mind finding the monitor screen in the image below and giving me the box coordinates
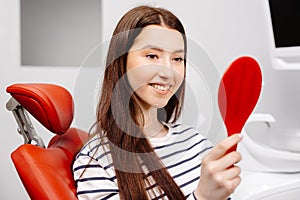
[269,0,300,48]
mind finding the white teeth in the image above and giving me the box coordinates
[151,84,170,91]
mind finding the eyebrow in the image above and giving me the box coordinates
[140,44,184,54]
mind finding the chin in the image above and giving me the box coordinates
[152,102,169,108]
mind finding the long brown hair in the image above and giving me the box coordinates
[96,5,187,199]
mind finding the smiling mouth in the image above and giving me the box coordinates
[149,83,171,91]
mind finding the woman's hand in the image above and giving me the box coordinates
[194,134,243,200]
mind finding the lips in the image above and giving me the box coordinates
[149,83,171,92]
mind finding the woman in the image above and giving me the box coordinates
[73,5,242,200]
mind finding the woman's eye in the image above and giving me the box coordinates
[173,57,184,63]
[146,54,158,60]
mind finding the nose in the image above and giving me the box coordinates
[157,58,174,79]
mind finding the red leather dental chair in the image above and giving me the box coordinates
[6,83,89,200]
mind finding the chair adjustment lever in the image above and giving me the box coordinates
[6,97,45,147]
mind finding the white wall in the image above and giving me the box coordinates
[0,0,81,199]
[1,0,300,199]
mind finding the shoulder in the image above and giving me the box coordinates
[74,134,112,167]
[168,123,211,146]
[75,134,102,159]
[152,123,213,161]
[73,134,115,178]
[151,123,213,147]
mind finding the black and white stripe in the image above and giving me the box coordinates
[73,124,213,200]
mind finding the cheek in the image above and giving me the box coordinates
[174,66,185,86]
[127,70,146,91]
[126,54,147,90]
[126,66,155,91]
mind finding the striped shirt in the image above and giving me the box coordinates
[73,123,213,199]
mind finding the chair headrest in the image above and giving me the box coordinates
[6,83,74,135]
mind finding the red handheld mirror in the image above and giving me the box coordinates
[218,56,262,153]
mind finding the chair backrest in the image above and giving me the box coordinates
[6,83,89,200]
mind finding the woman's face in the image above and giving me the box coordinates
[126,25,185,110]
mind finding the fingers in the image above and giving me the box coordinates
[206,134,243,161]
[197,134,243,199]
[207,151,242,172]
[224,175,241,195]
[198,165,242,198]
[223,165,241,180]
[211,166,242,195]
[221,151,242,169]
